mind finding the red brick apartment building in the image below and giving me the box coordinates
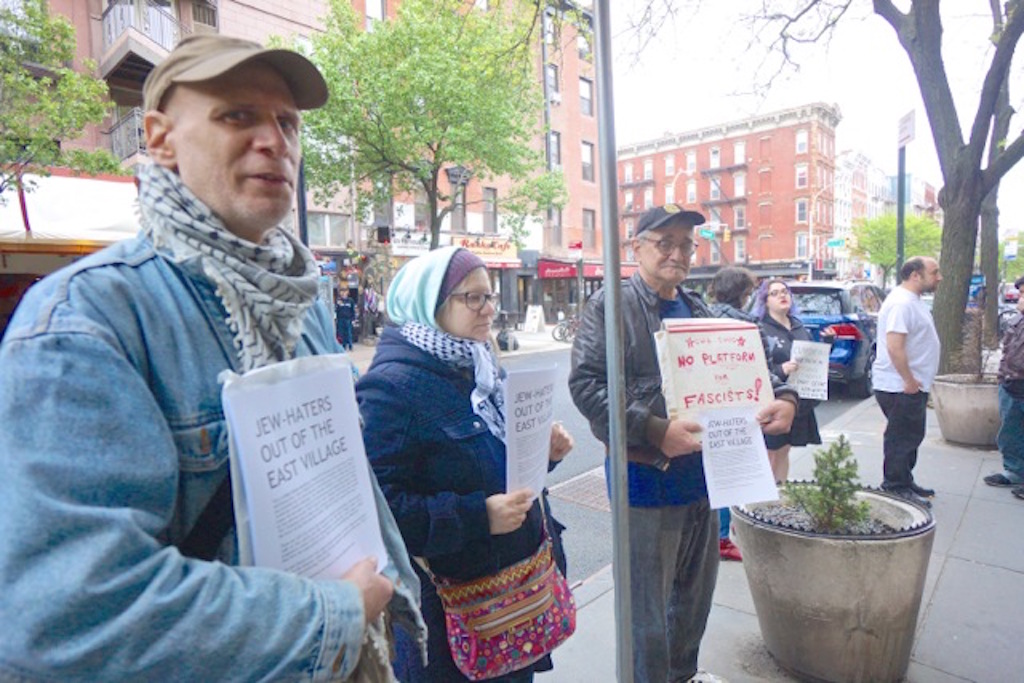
[5,1,600,325]
[617,102,842,284]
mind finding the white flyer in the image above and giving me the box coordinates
[700,407,779,509]
[221,355,386,578]
[504,365,557,499]
[787,340,832,400]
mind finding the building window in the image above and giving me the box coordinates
[414,189,429,233]
[665,154,675,176]
[796,129,808,154]
[759,137,771,158]
[710,208,722,229]
[734,172,746,196]
[734,205,746,229]
[796,232,809,258]
[307,212,349,247]
[686,180,696,204]
[548,131,561,168]
[483,187,497,233]
[548,207,562,245]
[581,142,595,182]
[365,0,385,30]
[665,184,675,205]
[735,236,747,261]
[710,239,721,264]
[625,219,634,238]
[643,158,653,180]
[733,140,746,165]
[452,186,466,233]
[796,198,808,223]
[760,169,772,192]
[686,150,696,173]
[796,163,808,188]
[577,31,592,60]
[623,163,633,183]
[643,188,654,209]
[624,190,634,212]
[543,13,554,44]
[545,64,559,95]
[710,176,721,200]
[583,209,596,249]
[709,147,720,168]
[579,78,593,116]
[192,1,218,28]
[759,202,772,226]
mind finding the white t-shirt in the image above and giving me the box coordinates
[872,286,941,392]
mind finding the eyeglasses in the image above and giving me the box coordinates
[767,288,790,298]
[640,236,695,256]
[448,291,498,311]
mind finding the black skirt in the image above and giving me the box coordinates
[764,406,821,449]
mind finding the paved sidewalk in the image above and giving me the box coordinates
[546,397,1024,682]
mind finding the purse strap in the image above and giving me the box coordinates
[178,474,235,560]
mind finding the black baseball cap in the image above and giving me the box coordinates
[634,203,706,236]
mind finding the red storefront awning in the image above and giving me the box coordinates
[536,259,638,279]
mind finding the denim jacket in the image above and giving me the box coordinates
[0,237,425,682]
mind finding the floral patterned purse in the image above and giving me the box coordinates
[423,529,576,681]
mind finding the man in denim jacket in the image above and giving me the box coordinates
[0,35,423,681]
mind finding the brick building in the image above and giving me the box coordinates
[617,102,842,283]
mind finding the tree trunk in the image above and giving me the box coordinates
[934,188,985,373]
[16,173,31,233]
[980,187,1000,348]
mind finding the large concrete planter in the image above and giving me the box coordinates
[733,490,935,683]
[931,373,999,448]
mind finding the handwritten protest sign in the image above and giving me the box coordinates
[700,408,779,509]
[787,340,832,400]
[655,318,774,422]
[222,355,386,579]
[504,366,557,499]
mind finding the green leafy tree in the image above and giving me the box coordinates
[850,213,942,286]
[0,0,122,224]
[300,0,566,249]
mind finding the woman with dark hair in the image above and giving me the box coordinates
[751,279,822,482]
[708,266,760,562]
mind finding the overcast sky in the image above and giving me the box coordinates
[607,0,1024,234]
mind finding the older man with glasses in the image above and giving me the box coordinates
[569,204,797,683]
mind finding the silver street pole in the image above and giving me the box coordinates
[593,2,633,681]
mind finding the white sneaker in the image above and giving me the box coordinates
[687,672,728,683]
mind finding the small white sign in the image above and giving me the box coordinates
[504,366,557,500]
[700,408,779,510]
[787,340,832,401]
[898,110,916,148]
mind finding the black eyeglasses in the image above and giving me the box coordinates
[640,236,695,256]
[767,288,790,298]
[448,292,498,311]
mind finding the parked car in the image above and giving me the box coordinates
[784,281,886,398]
[1001,282,1020,303]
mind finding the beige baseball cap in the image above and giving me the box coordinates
[142,34,329,112]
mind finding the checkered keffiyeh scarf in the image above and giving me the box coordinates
[137,164,318,372]
[400,322,506,442]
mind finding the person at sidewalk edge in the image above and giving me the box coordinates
[0,34,425,681]
[985,273,1024,501]
[569,204,797,683]
[336,286,357,351]
[357,246,575,681]
[871,256,942,508]
[751,278,823,483]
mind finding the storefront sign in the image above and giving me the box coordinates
[537,259,638,279]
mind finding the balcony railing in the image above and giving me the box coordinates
[110,108,146,161]
[103,0,187,53]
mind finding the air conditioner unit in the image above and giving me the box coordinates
[550,91,562,105]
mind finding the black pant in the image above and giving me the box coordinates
[874,390,929,488]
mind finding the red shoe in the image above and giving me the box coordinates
[719,538,742,561]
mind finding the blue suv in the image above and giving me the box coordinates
[785,281,886,398]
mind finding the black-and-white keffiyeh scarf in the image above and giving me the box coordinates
[137,164,319,372]
[400,322,506,442]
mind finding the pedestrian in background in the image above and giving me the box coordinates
[569,204,797,683]
[357,246,575,682]
[0,34,424,680]
[707,265,761,562]
[335,286,356,350]
[872,256,942,508]
[985,273,1024,501]
[752,278,822,483]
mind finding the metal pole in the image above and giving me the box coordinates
[593,2,633,681]
[807,196,814,281]
[297,160,309,246]
[577,254,585,315]
[896,146,906,277]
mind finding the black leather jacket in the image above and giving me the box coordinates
[569,273,796,455]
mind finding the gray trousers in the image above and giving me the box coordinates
[628,500,720,683]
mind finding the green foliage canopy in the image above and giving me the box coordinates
[300,0,565,248]
[850,213,942,285]
[0,0,121,203]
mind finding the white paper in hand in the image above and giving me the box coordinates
[222,355,386,578]
[504,365,557,499]
[700,407,779,509]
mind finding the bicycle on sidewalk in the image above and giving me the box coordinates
[552,315,581,343]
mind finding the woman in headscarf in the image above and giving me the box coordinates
[751,279,822,482]
[356,247,574,682]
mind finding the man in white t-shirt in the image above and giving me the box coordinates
[872,256,942,507]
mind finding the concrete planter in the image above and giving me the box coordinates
[733,490,935,683]
[931,373,999,448]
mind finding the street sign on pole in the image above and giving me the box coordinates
[699,228,714,239]
[827,238,845,248]
[898,110,916,149]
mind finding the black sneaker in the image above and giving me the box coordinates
[909,482,935,498]
[884,486,932,509]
